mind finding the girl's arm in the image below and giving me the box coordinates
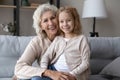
[70,36,90,77]
[40,37,58,69]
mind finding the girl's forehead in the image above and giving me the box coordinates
[59,11,73,18]
[60,11,70,15]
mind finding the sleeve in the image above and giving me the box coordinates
[40,37,58,69]
[14,37,46,79]
[70,35,90,77]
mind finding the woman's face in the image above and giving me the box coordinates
[40,10,58,37]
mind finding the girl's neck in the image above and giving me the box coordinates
[64,33,78,39]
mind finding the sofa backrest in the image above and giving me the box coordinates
[1,35,120,78]
[0,35,33,78]
[88,37,120,74]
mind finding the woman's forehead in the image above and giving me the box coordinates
[41,11,55,18]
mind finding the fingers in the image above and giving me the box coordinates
[60,72,76,80]
[50,71,76,80]
[60,74,69,80]
[61,72,72,77]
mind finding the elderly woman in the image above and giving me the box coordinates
[14,4,76,80]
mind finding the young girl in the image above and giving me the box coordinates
[40,7,90,80]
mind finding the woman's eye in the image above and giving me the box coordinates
[51,16,55,20]
[68,19,71,21]
[43,19,48,23]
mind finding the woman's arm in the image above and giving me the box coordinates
[15,37,46,79]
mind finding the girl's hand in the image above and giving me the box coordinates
[43,70,76,80]
[61,72,76,80]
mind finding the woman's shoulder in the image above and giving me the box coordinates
[54,36,64,40]
[31,36,42,42]
[30,36,49,45]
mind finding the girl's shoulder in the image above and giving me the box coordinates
[75,34,88,42]
[76,34,86,39]
[53,36,64,42]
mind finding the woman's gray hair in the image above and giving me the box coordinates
[33,3,58,37]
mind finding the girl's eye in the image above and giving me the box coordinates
[60,21,63,23]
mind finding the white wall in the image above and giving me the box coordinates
[60,0,120,37]
[0,0,120,37]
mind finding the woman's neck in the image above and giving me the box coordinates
[47,34,56,41]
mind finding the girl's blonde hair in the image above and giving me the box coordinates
[33,3,58,37]
[57,7,82,35]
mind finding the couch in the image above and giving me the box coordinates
[0,35,33,80]
[0,35,120,80]
[88,37,120,80]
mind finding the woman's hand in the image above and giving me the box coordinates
[12,75,17,80]
[43,70,76,80]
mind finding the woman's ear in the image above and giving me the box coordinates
[39,22,43,30]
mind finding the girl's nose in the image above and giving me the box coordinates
[63,21,67,26]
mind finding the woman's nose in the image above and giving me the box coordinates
[48,20,53,25]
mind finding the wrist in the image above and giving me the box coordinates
[42,69,51,77]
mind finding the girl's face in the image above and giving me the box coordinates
[40,10,58,37]
[59,11,74,35]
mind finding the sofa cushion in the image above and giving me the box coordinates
[0,35,19,77]
[0,35,32,78]
[90,59,111,74]
[0,78,12,80]
[18,36,33,56]
[88,37,120,74]
[100,57,120,77]
[0,35,19,57]
[88,37,115,59]
[112,77,120,80]
[0,57,18,77]
[89,75,113,80]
